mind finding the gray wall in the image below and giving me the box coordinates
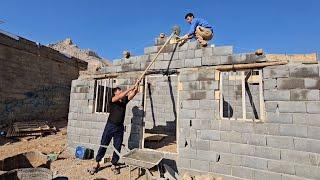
[67,40,320,180]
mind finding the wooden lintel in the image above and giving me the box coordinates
[216,61,288,71]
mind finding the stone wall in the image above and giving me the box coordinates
[67,39,320,180]
[0,31,87,124]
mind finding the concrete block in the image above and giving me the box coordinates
[263,78,277,90]
[185,50,195,59]
[169,59,184,69]
[199,80,219,90]
[265,102,278,112]
[305,78,320,89]
[195,140,210,151]
[218,55,233,65]
[263,65,289,78]
[253,170,282,180]
[307,114,320,126]
[241,156,268,170]
[267,135,294,149]
[184,58,201,68]
[278,101,306,113]
[163,52,178,60]
[191,159,210,172]
[195,109,214,119]
[265,112,292,124]
[144,46,158,54]
[230,143,255,156]
[230,121,254,133]
[231,166,254,179]
[289,64,319,78]
[280,149,310,165]
[267,160,295,175]
[209,162,231,175]
[295,164,320,179]
[177,158,191,169]
[212,46,233,56]
[292,113,308,125]
[290,89,320,101]
[254,146,280,160]
[241,133,267,146]
[202,47,213,56]
[307,126,320,140]
[196,150,219,162]
[195,49,203,58]
[220,131,242,143]
[210,141,230,153]
[280,124,307,137]
[201,56,220,66]
[181,100,199,109]
[199,130,220,141]
[182,81,200,91]
[199,100,217,110]
[306,102,320,113]
[264,90,290,101]
[277,78,305,89]
[179,109,195,119]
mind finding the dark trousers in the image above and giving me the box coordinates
[95,122,124,165]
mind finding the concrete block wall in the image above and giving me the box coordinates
[0,32,87,124]
[68,39,320,179]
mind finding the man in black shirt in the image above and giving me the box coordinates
[89,85,138,175]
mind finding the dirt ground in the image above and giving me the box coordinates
[0,120,151,180]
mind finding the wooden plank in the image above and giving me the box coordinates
[241,71,246,120]
[216,61,288,71]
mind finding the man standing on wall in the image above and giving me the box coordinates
[89,84,139,175]
[181,13,214,47]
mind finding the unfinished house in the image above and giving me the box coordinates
[0,31,87,125]
[67,34,320,179]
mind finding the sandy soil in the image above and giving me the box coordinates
[0,121,152,180]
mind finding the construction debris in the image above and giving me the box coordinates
[6,121,56,138]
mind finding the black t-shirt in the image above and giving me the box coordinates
[107,96,129,126]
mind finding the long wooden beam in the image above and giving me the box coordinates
[215,61,288,71]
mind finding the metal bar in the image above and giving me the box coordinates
[102,79,107,113]
[94,80,100,113]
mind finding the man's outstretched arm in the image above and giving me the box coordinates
[128,85,139,100]
[112,86,135,102]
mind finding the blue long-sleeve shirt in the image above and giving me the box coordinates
[187,18,213,36]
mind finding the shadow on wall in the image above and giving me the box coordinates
[222,97,233,118]
[146,75,177,136]
[128,106,144,149]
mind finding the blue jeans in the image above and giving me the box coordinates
[95,122,124,165]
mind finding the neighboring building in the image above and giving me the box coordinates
[49,38,111,75]
[67,33,320,179]
[0,30,87,124]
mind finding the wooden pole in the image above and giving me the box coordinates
[215,61,288,71]
[134,33,175,87]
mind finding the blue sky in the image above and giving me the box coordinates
[1,0,319,60]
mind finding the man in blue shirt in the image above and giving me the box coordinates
[181,13,214,47]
